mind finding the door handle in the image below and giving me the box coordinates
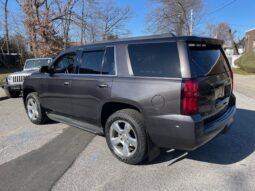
[64,81,70,86]
[97,83,108,88]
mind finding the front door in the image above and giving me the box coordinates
[41,52,78,117]
[71,46,116,126]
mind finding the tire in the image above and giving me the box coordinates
[105,109,147,165]
[25,92,49,124]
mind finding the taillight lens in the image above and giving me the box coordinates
[182,80,199,115]
[230,69,234,92]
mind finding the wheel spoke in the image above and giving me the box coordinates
[31,110,36,119]
[122,142,130,156]
[111,137,121,146]
[34,110,39,118]
[124,123,131,134]
[128,137,137,147]
[112,122,123,134]
[27,105,33,110]
[27,98,39,120]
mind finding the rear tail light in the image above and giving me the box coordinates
[230,68,234,92]
[182,80,199,115]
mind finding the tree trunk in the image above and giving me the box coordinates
[4,0,10,54]
[228,29,239,55]
[80,0,85,45]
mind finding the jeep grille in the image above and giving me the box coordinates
[12,76,25,83]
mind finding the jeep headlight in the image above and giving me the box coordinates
[7,76,12,82]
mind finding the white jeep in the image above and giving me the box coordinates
[2,58,52,98]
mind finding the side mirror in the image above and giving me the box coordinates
[40,65,51,73]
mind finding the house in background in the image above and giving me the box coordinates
[223,45,244,68]
[245,28,255,53]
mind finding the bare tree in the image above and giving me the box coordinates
[4,0,9,54]
[74,0,95,44]
[206,22,230,43]
[18,0,78,57]
[146,0,202,36]
[74,1,132,43]
[96,2,132,40]
[55,0,78,48]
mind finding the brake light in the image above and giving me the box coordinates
[182,80,198,115]
[230,68,234,92]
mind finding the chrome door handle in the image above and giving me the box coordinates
[64,81,70,86]
[97,84,108,88]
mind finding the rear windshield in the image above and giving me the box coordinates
[189,47,229,76]
[128,42,181,78]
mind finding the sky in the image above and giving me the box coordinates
[3,0,255,39]
[117,0,255,39]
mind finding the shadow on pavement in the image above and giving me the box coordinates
[146,108,255,165]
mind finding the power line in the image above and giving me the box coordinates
[207,0,238,15]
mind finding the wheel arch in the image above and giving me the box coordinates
[100,100,143,130]
[23,87,36,103]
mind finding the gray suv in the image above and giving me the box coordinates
[2,58,52,98]
[23,34,236,164]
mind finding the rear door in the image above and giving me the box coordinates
[71,46,115,126]
[188,44,232,120]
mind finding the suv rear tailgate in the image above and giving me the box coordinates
[188,43,232,121]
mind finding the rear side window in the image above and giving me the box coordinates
[79,47,115,75]
[128,43,181,78]
[189,47,229,76]
[102,47,115,75]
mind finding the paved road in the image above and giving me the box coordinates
[0,98,66,165]
[0,75,254,191]
[0,128,94,191]
[52,91,255,191]
[234,74,255,99]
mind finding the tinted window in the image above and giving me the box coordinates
[54,53,76,73]
[128,43,181,78]
[189,47,229,76]
[102,47,115,75]
[79,51,104,74]
[24,58,51,69]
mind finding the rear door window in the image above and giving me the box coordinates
[79,50,104,74]
[102,47,115,75]
[128,42,181,78]
[189,47,229,76]
[79,47,115,75]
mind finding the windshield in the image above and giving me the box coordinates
[24,59,51,70]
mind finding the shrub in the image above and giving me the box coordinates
[234,53,255,73]
[234,55,242,67]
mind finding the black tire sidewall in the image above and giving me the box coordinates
[105,109,147,165]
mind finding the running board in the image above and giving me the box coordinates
[47,112,104,135]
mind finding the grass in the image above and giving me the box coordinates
[0,73,9,86]
[232,68,254,75]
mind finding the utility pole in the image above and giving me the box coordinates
[190,9,193,36]
[228,29,239,55]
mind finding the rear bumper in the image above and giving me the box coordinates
[146,104,236,150]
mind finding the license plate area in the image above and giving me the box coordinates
[10,85,21,90]
[215,86,225,99]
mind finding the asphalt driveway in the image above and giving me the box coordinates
[0,74,254,191]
